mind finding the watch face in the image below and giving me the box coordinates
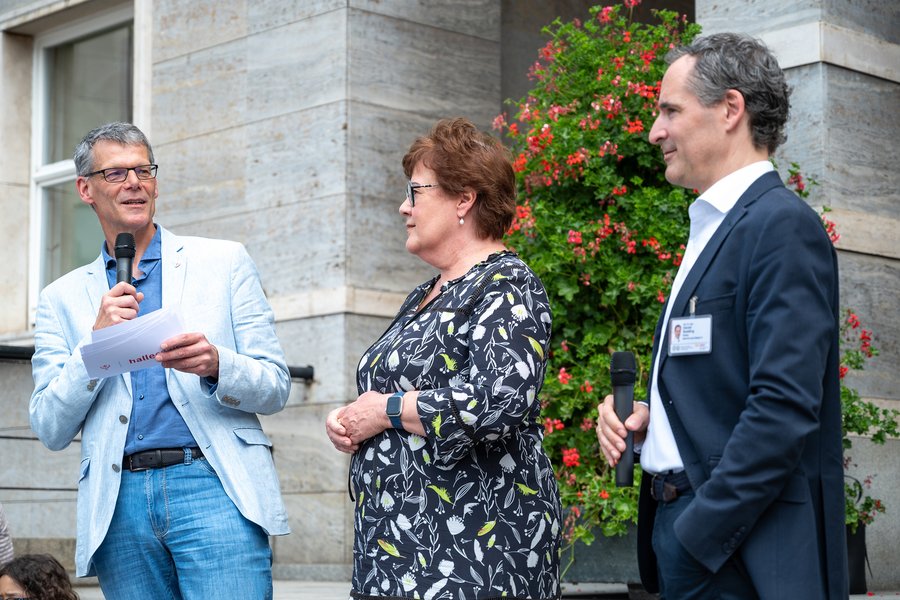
[387,393,403,416]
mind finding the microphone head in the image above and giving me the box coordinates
[114,233,135,259]
[610,351,636,386]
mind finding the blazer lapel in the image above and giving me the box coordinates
[84,255,110,316]
[658,171,783,369]
[161,227,186,308]
[160,227,186,389]
[84,253,134,393]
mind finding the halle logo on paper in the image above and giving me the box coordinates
[128,353,157,365]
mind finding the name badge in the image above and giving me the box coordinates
[668,315,712,355]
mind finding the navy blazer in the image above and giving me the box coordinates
[637,172,848,599]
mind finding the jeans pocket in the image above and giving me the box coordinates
[193,457,218,476]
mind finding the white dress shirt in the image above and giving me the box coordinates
[640,161,775,474]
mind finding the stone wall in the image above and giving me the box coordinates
[133,0,506,580]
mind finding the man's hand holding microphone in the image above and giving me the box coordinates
[597,351,649,485]
[94,232,219,378]
[94,232,143,331]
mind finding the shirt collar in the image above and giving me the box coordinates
[102,225,161,268]
[696,161,775,216]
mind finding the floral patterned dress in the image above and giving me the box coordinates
[350,251,561,600]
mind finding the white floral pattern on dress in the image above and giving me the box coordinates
[350,252,561,600]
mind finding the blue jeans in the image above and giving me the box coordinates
[92,451,272,600]
[652,491,758,600]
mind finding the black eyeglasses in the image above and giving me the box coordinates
[406,181,439,207]
[84,164,158,183]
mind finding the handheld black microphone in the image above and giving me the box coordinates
[610,351,637,487]
[114,232,135,284]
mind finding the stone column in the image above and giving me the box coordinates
[0,31,32,333]
[150,1,502,579]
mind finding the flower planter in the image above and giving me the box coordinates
[561,523,870,594]
[560,525,640,585]
[847,522,868,594]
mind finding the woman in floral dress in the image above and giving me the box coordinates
[326,118,561,600]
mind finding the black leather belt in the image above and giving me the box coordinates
[123,447,203,472]
[649,470,692,502]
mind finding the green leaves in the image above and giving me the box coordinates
[497,1,896,545]
[495,2,700,546]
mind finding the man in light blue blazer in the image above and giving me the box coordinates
[597,35,846,599]
[30,122,291,599]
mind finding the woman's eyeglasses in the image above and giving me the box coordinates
[406,181,439,207]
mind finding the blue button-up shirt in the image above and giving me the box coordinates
[102,225,196,454]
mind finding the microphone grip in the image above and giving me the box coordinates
[613,384,634,487]
[116,257,132,285]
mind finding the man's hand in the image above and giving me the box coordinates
[596,394,649,467]
[93,282,144,330]
[157,332,220,379]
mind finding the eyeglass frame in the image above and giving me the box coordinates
[406,181,439,207]
[83,164,158,183]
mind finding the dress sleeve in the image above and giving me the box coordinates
[416,264,552,465]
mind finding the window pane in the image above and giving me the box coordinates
[45,25,133,164]
[42,182,105,289]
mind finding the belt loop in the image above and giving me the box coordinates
[183,447,192,465]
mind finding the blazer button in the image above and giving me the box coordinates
[119,415,128,424]
[112,464,121,473]
[87,379,98,391]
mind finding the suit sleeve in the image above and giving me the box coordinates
[30,289,108,450]
[208,243,291,415]
[674,200,838,571]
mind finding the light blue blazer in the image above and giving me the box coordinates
[30,226,291,576]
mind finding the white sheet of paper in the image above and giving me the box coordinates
[81,305,186,378]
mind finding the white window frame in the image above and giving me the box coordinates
[27,3,143,322]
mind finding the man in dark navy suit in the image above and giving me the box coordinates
[597,33,847,599]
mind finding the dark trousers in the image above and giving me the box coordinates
[651,491,759,600]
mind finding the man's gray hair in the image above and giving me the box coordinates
[667,32,791,154]
[74,122,154,175]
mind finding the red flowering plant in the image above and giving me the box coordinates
[839,308,898,533]
[785,165,898,534]
[494,0,897,561]
[494,1,700,551]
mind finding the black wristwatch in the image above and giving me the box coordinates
[386,392,405,431]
